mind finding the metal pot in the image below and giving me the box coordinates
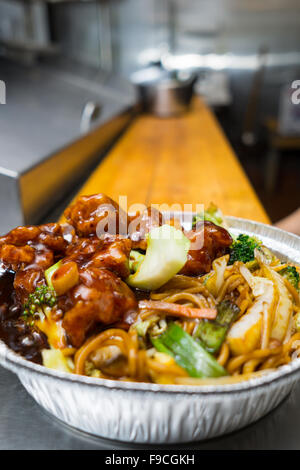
[131,66,198,117]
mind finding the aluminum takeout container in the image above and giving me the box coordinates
[0,216,300,443]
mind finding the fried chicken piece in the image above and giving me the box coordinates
[0,223,67,252]
[36,223,68,253]
[180,221,232,275]
[65,237,104,264]
[10,245,55,305]
[62,267,137,347]
[0,223,67,272]
[86,238,131,278]
[13,268,45,305]
[128,206,163,250]
[0,223,69,304]
[0,226,40,246]
[64,194,128,238]
[65,236,131,279]
[0,244,35,268]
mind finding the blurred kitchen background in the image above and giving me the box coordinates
[0,0,300,231]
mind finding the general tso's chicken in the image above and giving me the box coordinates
[64,237,103,264]
[128,207,163,250]
[13,269,45,305]
[180,221,233,275]
[0,223,68,272]
[61,267,137,347]
[86,238,132,278]
[0,223,71,304]
[64,194,128,238]
[65,236,132,279]
[0,223,68,252]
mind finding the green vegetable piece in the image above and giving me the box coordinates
[151,337,175,357]
[22,285,57,319]
[152,322,227,378]
[45,260,62,288]
[194,301,239,354]
[135,317,157,337]
[245,259,260,271]
[195,321,227,354]
[129,250,145,273]
[126,225,190,291]
[229,234,262,265]
[216,300,240,327]
[279,266,300,291]
[192,203,225,228]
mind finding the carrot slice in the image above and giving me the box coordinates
[138,300,217,320]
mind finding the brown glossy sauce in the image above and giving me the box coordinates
[0,267,48,363]
[132,287,150,302]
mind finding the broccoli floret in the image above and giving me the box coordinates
[23,285,57,318]
[279,266,299,291]
[229,234,262,265]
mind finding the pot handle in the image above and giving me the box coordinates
[80,101,102,134]
[0,341,7,369]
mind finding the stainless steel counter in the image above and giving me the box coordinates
[1,363,300,450]
[0,59,135,233]
[0,59,134,175]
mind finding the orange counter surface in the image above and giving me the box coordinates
[71,98,269,223]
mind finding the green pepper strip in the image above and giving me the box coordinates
[194,300,239,354]
[151,322,227,378]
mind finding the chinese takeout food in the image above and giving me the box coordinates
[0,194,299,385]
